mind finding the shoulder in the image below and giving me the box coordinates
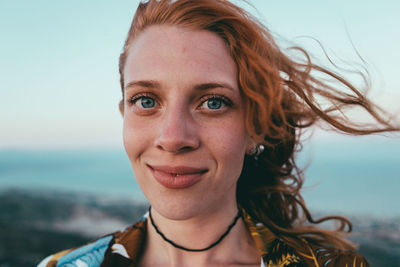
[241,208,369,267]
[298,240,370,267]
[260,237,369,267]
[305,242,369,267]
[37,235,114,267]
[37,216,147,267]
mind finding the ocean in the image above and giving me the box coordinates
[1,135,399,218]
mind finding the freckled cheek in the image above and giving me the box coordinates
[208,135,246,189]
[204,121,248,165]
[214,135,247,162]
[122,117,153,161]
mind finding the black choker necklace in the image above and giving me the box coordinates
[148,207,241,252]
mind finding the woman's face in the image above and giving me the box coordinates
[122,25,250,220]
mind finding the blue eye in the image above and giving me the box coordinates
[139,97,155,108]
[199,95,232,111]
[130,94,157,109]
[207,98,223,109]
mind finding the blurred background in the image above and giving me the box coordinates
[0,0,399,266]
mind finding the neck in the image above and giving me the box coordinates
[141,204,260,266]
[149,207,241,252]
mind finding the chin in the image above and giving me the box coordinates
[148,193,213,221]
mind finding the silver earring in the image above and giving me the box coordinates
[250,144,264,159]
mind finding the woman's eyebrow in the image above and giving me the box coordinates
[125,80,235,92]
[125,80,161,91]
[194,82,235,91]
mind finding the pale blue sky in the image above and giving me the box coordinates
[1,0,399,149]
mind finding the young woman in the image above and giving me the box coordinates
[38,0,398,266]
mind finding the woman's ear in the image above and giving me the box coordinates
[245,138,257,155]
[119,100,124,116]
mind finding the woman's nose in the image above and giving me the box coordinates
[154,107,200,153]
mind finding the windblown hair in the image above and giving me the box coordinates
[119,0,398,251]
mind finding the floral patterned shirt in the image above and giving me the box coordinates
[38,209,369,267]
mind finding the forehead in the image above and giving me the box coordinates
[123,25,238,88]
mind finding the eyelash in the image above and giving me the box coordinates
[127,93,233,110]
[128,92,156,105]
[198,94,233,109]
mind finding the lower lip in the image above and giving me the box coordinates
[149,167,205,189]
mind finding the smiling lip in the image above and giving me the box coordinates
[148,165,207,189]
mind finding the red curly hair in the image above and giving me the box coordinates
[118,0,398,251]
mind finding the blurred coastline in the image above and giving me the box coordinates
[0,189,399,266]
